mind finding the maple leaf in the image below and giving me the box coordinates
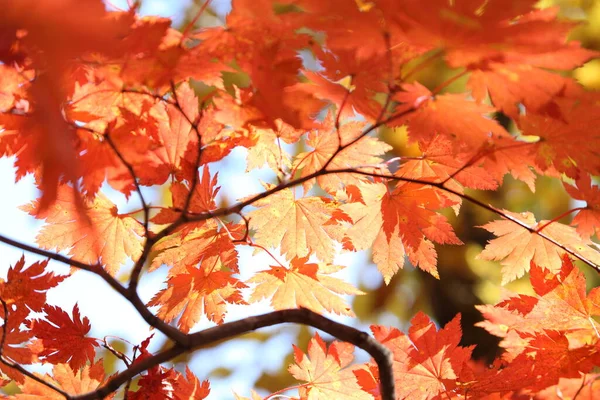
[151,166,220,230]
[393,82,511,150]
[150,224,239,276]
[477,256,600,350]
[0,0,134,209]
[563,174,600,240]
[388,0,595,69]
[194,0,323,129]
[127,366,176,400]
[0,256,66,314]
[22,185,144,276]
[291,0,407,60]
[466,332,599,396]
[478,211,600,284]
[29,304,98,370]
[339,182,461,282]
[245,120,301,173]
[12,361,112,399]
[398,134,538,192]
[0,65,28,112]
[371,313,473,400]
[248,256,364,316]
[519,97,600,179]
[298,47,399,122]
[247,187,338,263]
[132,82,200,186]
[533,374,600,400]
[125,336,206,400]
[0,306,35,383]
[294,111,392,193]
[288,332,373,400]
[173,367,211,400]
[148,264,247,332]
[467,63,576,119]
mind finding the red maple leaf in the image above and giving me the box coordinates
[29,304,98,370]
[0,256,66,314]
[371,313,473,400]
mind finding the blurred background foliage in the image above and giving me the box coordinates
[93,0,600,396]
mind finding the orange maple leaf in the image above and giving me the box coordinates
[467,331,599,395]
[13,361,112,399]
[478,211,600,283]
[127,366,176,400]
[22,185,144,276]
[288,332,373,400]
[248,256,364,316]
[477,257,600,350]
[564,174,600,240]
[148,264,247,332]
[390,1,596,69]
[173,367,211,400]
[134,82,200,186]
[393,82,510,150]
[519,97,600,179]
[467,63,576,119]
[247,187,338,263]
[194,0,322,129]
[294,111,392,193]
[534,374,600,400]
[151,166,220,231]
[398,134,537,192]
[29,304,98,370]
[150,225,239,276]
[0,0,134,209]
[299,48,393,122]
[372,313,473,400]
[245,120,302,173]
[340,182,461,282]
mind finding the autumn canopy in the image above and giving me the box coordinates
[1,0,600,398]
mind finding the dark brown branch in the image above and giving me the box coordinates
[0,234,100,274]
[72,309,395,400]
[0,234,188,344]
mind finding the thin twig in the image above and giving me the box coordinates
[180,0,213,42]
[104,132,150,234]
[535,207,586,233]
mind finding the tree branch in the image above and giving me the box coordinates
[0,234,188,344]
[72,309,395,400]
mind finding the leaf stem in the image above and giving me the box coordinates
[180,0,213,42]
[535,207,586,233]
